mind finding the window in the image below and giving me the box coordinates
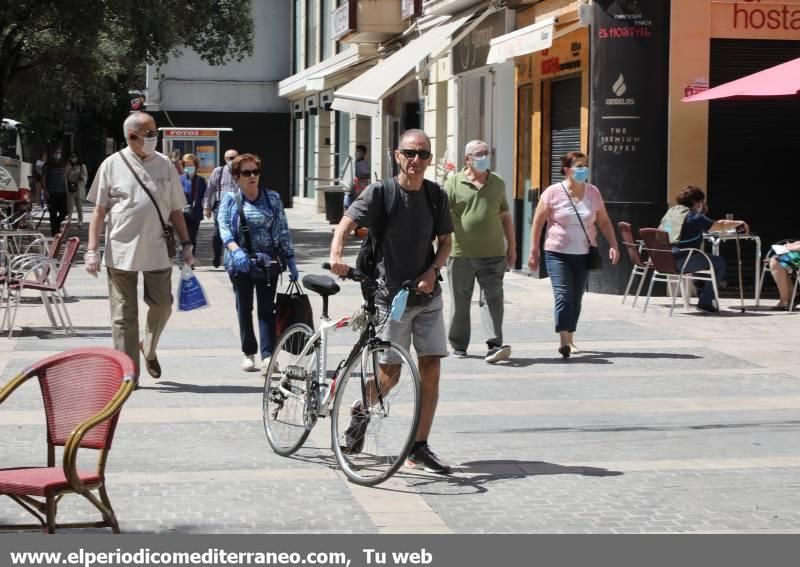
[335,0,346,54]
[321,0,333,60]
[293,0,302,73]
[335,111,350,180]
[306,0,318,68]
[304,113,317,198]
[292,118,301,197]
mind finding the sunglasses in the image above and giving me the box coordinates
[239,169,261,177]
[398,148,432,160]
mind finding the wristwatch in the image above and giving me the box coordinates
[432,265,442,281]
[180,241,192,247]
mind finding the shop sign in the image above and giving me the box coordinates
[332,2,357,41]
[539,38,583,78]
[162,129,219,138]
[711,2,800,40]
[453,10,511,75]
[684,77,708,98]
[590,0,670,203]
[401,0,422,20]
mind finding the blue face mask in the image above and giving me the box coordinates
[471,155,491,172]
[184,166,196,176]
[571,166,589,183]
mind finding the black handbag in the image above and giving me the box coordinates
[275,281,314,353]
[561,182,603,272]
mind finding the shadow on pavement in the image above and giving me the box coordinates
[9,326,112,339]
[400,459,623,495]
[498,350,702,367]
[143,381,263,394]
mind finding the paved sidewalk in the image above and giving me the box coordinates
[1,206,799,533]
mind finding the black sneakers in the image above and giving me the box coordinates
[696,302,719,314]
[343,400,370,454]
[405,443,451,474]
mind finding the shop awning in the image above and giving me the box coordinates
[331,15,470,117]
[278,45,377,98]
[305,54,377,92]
[682,57,800,102]
[485,18,555,65]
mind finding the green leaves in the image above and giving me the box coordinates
[0,0,254,123]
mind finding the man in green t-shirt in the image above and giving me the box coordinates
[445,140,516,364]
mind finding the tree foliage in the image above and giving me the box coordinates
[0,0,254,124]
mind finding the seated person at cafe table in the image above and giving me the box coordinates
[659,185,749,314]
[768,241,800,311]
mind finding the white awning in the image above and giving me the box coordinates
[278,45,377,98]
[331,15,470,117]
[305,52,377,92]
[485,18,557,65]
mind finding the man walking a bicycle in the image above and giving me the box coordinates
[329,129,454,474]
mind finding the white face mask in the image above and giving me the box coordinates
[141,136,158,156]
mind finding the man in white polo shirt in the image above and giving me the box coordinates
[85,112,194,381]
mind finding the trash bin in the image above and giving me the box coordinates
[324,190,345,224]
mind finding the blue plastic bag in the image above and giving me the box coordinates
[389,288,409,321]
[177,265,210,311]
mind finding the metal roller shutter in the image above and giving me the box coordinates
[550,77,582,185]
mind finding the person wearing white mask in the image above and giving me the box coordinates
[85,111,194,383]
[445,140,516,364]
[204,148,239,267]
[528,151,619,358]
[179,153,207,255]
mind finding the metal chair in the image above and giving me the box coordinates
[618,221,651,307]
[3,237,80,337]
[639,228,720,316]
[758,238,800,312]
[0,347,136,533]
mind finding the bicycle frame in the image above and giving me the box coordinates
[278,303,378,421]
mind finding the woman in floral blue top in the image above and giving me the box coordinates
[218,153,299,373]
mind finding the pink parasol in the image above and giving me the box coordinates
[682,57,800,102]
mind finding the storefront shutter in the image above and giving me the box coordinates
[549,77,582,186]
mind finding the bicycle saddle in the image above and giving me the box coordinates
[302,274,340,297]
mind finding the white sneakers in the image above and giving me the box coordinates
[241,355,257,372]
[242,355,277,373]
[262,357,280,374]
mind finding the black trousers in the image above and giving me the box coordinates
[47,193,68,236]
[212,205,223,267]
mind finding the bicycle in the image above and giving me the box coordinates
[263,263,422,486]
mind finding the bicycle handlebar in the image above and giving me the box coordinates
[322,262,416,291]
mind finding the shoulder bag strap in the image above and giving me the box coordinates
[234,190,254,255]
[420,179,441,238]
[561,182,592,247]
[119,151,170,234]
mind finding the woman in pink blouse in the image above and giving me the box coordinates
[528,152,620,358]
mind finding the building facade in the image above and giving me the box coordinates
[281,0,800,292]
[145,1,292,203]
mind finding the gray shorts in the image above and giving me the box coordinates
[378,292,448,362]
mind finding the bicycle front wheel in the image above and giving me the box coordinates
[331,341,421,486]
[263,323,316,456]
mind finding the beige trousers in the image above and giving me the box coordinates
[107,267,173,375]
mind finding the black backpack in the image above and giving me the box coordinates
[355,177,442,281]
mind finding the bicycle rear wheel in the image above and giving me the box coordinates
[331,341,421,486]
[263,323,316,456]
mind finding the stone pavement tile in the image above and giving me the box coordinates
[0,479,376,534]
[2,206,800,534]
